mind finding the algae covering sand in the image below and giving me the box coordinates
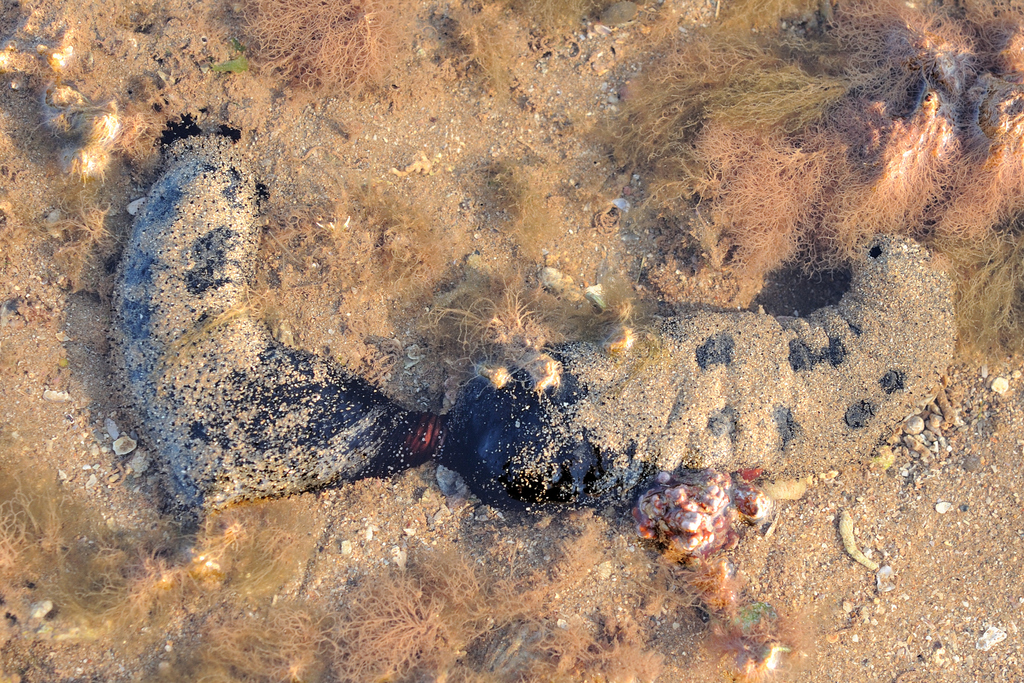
[3,0,1024,681]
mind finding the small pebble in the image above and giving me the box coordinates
[935,501,953,514]
[113,435,137,455]
[129,452,150,475]
[42,389,71,403]
[85,474,98,488]
[105,417,120,440]
[29,602,53,622]
[903,415,925,435]
[340,540,352,555]
[976,626,1007,651]
[876,565,896,593]
[991,377,1010,395]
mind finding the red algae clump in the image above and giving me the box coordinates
[633,468,771,561]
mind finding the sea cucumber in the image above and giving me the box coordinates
[112,137,440,508]
[441,236,955,507]
[113,136,955,510]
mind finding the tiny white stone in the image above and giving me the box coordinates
[903,415,925,435]
[29,600,53,620]
[113,435,137,455]
[976,626,1007,651]
[991,377,1010,395]
[935,501,953,514]
[126,197,146,215]
[42,389,71,402]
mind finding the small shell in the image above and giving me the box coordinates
[113,435,137,455]
[584,284,607,311]
[839,510,879,571]
[760,478,807,501]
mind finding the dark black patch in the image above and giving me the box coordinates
[773,406,799,447]
[826,337,847,365]
[879,369,906,394]
[788,340,816,372]
[183,226,235,295]
[869,244,883,259]
[143,181,183,227]
[844,400,876,428]
[438,360,617,507]
[159,113,202,146]
[217,124,242,142]
[707,406,739,438]
[119,297,154,341]
[788,337,847,371]
[221,167,245,202]
[255,182,270,207]
[695,332,735,369]
[189,421,211,443]
[752,266,852,316]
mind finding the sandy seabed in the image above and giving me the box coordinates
[2,0,1024,681]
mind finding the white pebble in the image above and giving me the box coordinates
[113,435,137,455]
[935,501,953,514]
[126,197,146,215]
[991,377,1010,395]
[903,415,925,435]
[42,389,71,403]
[976,626,1007,651]
[29,600,53,620]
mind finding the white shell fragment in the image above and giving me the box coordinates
[935,501,953,514]
[976,626,1007,651]
[611,197,631,212]
[113,435,137,455]
[29,600,54,620]
[875,565,895,593]
[903,415,925,435]
[584,284,607,311]
[42,389,71,402]
[126,197,146,215]
[105,417,120,440]
[991,376,1010,395]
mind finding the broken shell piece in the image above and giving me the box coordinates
[584,284,607,311]
[113,435,137,455]
[611,197,631,212]
[477,363,512,390]
[602,325,635,356]
[976,626,1007,651]
[42,389,71,402]
[876,565,895,593]
[760,478,807,501]
[839,510,879,571]
[126,198,146,215]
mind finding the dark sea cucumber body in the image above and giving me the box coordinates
[442,236,957,507]
[112,139,436,509]
[112,138,956,512]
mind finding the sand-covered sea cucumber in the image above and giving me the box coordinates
[113,137,956,510]
[112,138,440,509]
